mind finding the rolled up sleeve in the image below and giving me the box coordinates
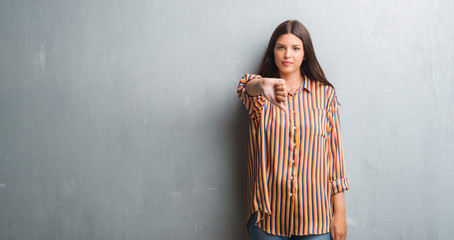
[237,74,266,120]
[326,89,350,194]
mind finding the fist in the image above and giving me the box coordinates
[274,80,288,103]
[261,78,287,112]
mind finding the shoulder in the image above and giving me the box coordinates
[241,74,262,81]
[307,78,337,108]
[307,78,336,97]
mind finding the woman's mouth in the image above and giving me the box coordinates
[282,61,293,66]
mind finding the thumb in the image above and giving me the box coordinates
[277,102,287,112]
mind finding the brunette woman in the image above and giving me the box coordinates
[237,20,350,240]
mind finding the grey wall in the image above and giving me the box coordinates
[1,0,453,239]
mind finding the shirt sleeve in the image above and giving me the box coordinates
[237,74,266,120]
[326,88,350,194]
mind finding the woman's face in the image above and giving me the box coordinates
[274,33,305,76]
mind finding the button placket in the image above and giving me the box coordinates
[289,97,296,199]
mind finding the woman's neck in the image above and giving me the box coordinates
[280,71,304,92]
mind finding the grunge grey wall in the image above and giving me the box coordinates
[1,0,453,239]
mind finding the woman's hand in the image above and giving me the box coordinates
[330,192,347,240]
[245,77,288,112]
[261,78,287,112]
[330,211,347,240]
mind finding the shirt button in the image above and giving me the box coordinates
[291,160,295,163]
[293,126,296,130]
[292,142,296,147]
[289,193,293,196]
[290,176,293,179]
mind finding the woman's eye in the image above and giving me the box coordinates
[293,47,300,51]
[277,46,284,50]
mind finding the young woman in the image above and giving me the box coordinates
[237,20,350,240]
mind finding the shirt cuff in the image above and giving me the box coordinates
[330,178,350,194]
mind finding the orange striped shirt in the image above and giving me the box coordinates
[237,74,350,237]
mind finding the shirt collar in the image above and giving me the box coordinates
[287,75,310,96]
[287,76,309,96]
[302,75,310,92]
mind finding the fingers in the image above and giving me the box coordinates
[332,232,346,240]
[262,78,288,112]
[330,223,346,240]
[274,80,287,103]
[330,218,336,240]
[275,94,286,103]
[274,79,287,112]
[275,86,287,97]
[275,85,286,92]
[274,79,286,92]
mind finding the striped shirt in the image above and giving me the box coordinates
[237,74,350,237]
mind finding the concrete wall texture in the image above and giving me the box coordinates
[1,0,453,239]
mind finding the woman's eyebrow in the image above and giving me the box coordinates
[276,42,302,47]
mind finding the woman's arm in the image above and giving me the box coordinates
[331,192,347,240]
[326,88,350,240]
[245,77,287,112]
[244,78,264,96]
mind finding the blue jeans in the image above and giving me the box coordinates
[247,212,331,240]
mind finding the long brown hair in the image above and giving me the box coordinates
[258,20,333,88]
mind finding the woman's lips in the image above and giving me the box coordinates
[282,61,293,66]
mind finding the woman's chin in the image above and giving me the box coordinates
[278,68,299,76]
